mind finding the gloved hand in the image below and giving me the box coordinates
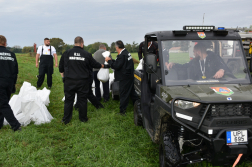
[62,77,65,83]
[11,85,16,94]
[103,64,110,68]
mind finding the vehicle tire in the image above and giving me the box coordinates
[227,60,239,74]
[159,130,181,167]
[134,99,142,126]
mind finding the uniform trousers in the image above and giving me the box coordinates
[75,75,103,109]
[63,79,89,124]
[119,77,139,113]
[0,80,20,130]
[37,64,53,88]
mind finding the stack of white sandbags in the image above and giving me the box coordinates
[4,81,53,126]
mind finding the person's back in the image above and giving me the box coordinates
[63,46,93,80]
[0,46,18,82]
[93,49,106,71]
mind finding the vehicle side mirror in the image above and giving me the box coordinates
[145,53,157,74]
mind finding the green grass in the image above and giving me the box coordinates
[0,53,251,166]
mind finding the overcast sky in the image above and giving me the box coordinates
[0,0,251,48]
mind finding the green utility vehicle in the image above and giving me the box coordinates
[133,26,252,166]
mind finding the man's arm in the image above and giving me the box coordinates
[211,53,225,79]
[54,53,58,67]
[59,52,65,73]
[36,54,40,68]
[90,54,104,69]
[106,55,124,70]
[213,69,224,79]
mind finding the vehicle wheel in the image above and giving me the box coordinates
[159,130,181,167]
[134,99,142,126]
[227,60,239,74]
[111,90,119,100]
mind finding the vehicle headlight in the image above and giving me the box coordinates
[173,100,201,109]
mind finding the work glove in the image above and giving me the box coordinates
[62,77,65,83]
[11,85,16,94]
[103,64,110,68]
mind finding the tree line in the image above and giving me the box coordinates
[18,38,140,54]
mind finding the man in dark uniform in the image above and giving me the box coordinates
[138,40,158,60]
[36,38,58,89]
[59,36,105,124]
[0,35,21,131]
[166,43,225,79]
[105,40,139,115]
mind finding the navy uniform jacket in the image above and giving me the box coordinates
[0,46,18,84]
[176,51,223,80]
[108,49,134,81]
[59,46,101,80]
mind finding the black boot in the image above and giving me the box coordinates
[118,110,126,116]
[95,104,104,109]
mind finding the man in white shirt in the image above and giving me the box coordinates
[36,38,58,89]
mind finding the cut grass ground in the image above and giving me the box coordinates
[0,53,251,167]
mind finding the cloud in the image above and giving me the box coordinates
[0,0,250,48]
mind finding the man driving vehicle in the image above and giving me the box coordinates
[165,43,225,80]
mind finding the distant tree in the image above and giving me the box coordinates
[88,47,96,54]
[180,41,189,51]
[62,44,74,53]
[84,44,92,52]
[125,43,132,52]
[131,41,139,53]
[163,41,173,50]
[173,41,180,47]
[10,48,22,53]
[22,46,33,53]
[84,42,110,54]
[110,42,116,52]
[50,38,65,55]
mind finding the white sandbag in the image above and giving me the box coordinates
[109,72,114,90]
[136,59,143,70]
[5,81,53,127]
[97,51,110,83]
[18,82,37,97]
[37,88,51,106]
[9,95,22,115]
[97,68,110,83]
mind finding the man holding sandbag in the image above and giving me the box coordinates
[93,44,112,102]
[105,40,139,115]
[59,36,105,124]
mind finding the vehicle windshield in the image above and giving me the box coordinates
[161,40,251,86]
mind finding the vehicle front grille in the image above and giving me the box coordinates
[199,103,252,119]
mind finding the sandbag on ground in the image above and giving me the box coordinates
[4,81,53,126]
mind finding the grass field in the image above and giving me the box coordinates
[0,53,251,167]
